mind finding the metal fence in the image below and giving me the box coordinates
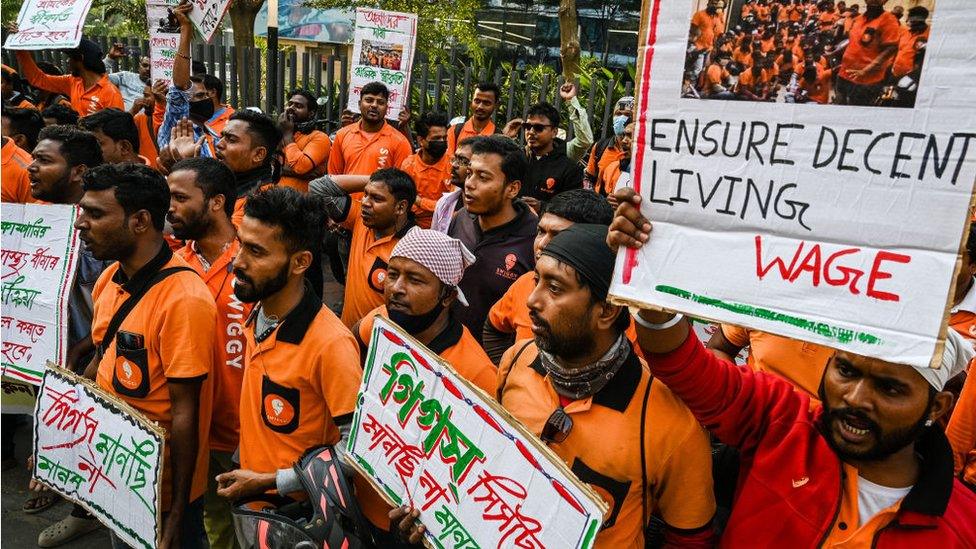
[2,35,634,140]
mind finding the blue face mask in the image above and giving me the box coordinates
[612,115,630,137]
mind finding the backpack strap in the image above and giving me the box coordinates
[453,122,464,144]
[495,340,535,402]
[640,373,653,531]
[96,266,195,356]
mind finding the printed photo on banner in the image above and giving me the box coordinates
[682,0,935,108]
[610,0,975,369]
[254,1,355,44]
[359,40,404,70]
[147,0,182,85]
[32,364,164,549]
[348,317,607,549]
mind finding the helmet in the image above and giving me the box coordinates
[232,446,370,549]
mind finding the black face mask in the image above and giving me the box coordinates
[427,140,448,160]
[864,5,884,19]
[189,98,215,121]
[388,301,444,334]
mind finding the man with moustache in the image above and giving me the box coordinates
[328,81,412,176]
[430,136,480,233]
[609,187,976,545]
[167,158,250,549]
[76,162,215,549]
[445,82,501,157]
[14,37,124,116]
[279,89,331,193]
[213,187,362,511]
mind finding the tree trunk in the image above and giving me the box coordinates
[558,0,580,80]
[229,0,263,103]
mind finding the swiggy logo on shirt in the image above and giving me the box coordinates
[115,357,143,391]
[261,375,301,433]
[377,147,391,168]
[368,257,389,293]
[263,395,296,427]
[495,253,519,281]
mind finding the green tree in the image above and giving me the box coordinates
[305,0,484,65]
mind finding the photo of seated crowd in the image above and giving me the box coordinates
[683,0,934,107]
[1,0,975,547]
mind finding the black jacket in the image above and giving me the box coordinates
[521,139,584,203]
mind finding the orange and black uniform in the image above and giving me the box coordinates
[133,111,159,170]
[327,121,412,176]
[238,284,362,474]
[584,138,623,195]
[892,27,930,78]
[399,152,452,229]
[280,129,332,192]
[15,51,123,116]
[91,244,215,511]
[353,305,497,530]
[497,340,716,547]
[1,137,34,204]
[446,118,496,157]
[720,324,834,400]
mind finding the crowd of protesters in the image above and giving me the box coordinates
[684,0,931,107]
[1,0,975,547]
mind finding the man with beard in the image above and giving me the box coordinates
[167,158,250,549]
[352,228,496,542]
[279,89,331,193]
[79,109,147,166]
[400,112,451,228]
[448,136,537,343]
[76,163,215,549]
[103,43,151,111]
[213,187,362,510]
[520,101,584,209]
[445,82,501,157]
[309,168,416,327]
[392,224,716,547]
[430,136,480,233]
[13,37,123,116]
[837,0,900,105]
[1,107,42,203]
[328,81,411,176]
[608,187,976,545]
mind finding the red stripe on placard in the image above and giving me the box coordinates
[623,0,663,285]
[381,328,405,346]
[515,440,542,472]
[473,404,505,434]
[551,479,586,514]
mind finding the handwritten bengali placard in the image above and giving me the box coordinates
[1,203,81,385]
[348,317,607,549]
[33,364,163,549]
[3,0,94,49]
[188,0,230,43]
[610,0,976,369]
[347,8,417,119]
[146,0,181,85]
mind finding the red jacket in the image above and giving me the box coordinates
[647,332,976,547]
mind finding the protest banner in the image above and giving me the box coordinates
[1,204,81,385]
[146,0,182,85]
[188,0,231,43]
[2,376,39,415]
[348,317,607,549]
[3,0,94,49]
[610,0,976,369]
[33,364,164,549]
[255,0,354,44]
[348,8,417,119]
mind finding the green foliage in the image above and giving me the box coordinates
[84,0,150,38]
[304,0,484,65]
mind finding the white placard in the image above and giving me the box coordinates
[188,0,231,43]
[146,0,182,86]
[347,8,417,119]
[3,0,94,49]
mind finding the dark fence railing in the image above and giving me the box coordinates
[3,35,633,139]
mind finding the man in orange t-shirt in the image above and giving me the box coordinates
[799,63,834,104]
[690,0,725,53]
[892,6,930,79]
[701,51,734,98]
[167,158,251,549]
[77,163,214,548]
[1,107,42,203]
[279,89,331,192]
[328,81,411,176]
[837,1,900,105]
[446,82,500,157]
[400,111,452,228]
[15,39,123,116]
[213,187,362,511]
[79,108,152,167]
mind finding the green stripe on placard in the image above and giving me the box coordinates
[581,519,600,549]
[3,362,44,378]
[655,285,883,346]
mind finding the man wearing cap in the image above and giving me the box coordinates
[14,38,123,116]
[352,227,497,543]
[608,187,976,545]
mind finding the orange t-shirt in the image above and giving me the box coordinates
[822,464,904,548]
[238,287,362,473]
[721,324,834,399]
[691,10,725,51]
[801,67,835,104]
[737,68,770,94]
[1,138,34,204]
[703,63,730,92]
[133,111,159,170]
[279,130,332,192]
[91,246,215,511]
[585,141,624,192]
[327,121,412,176]
[177,240,252,453]
[208,105,235,137]
[841,12,901,85]
[892,28,930,78]
[337,200,413,328]
[16,51,123,116]
[399,152,451,229]
[819,10,840,31]
[947,361,976,487]
[354,305,498,529]
[446,118,496,157]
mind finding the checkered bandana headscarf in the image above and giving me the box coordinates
[391,228,476,306]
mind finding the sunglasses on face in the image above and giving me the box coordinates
[540,407,573,444]
[524,123,553,134]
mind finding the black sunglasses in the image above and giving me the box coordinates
[540,407,573,444]
[523,123,553,133]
